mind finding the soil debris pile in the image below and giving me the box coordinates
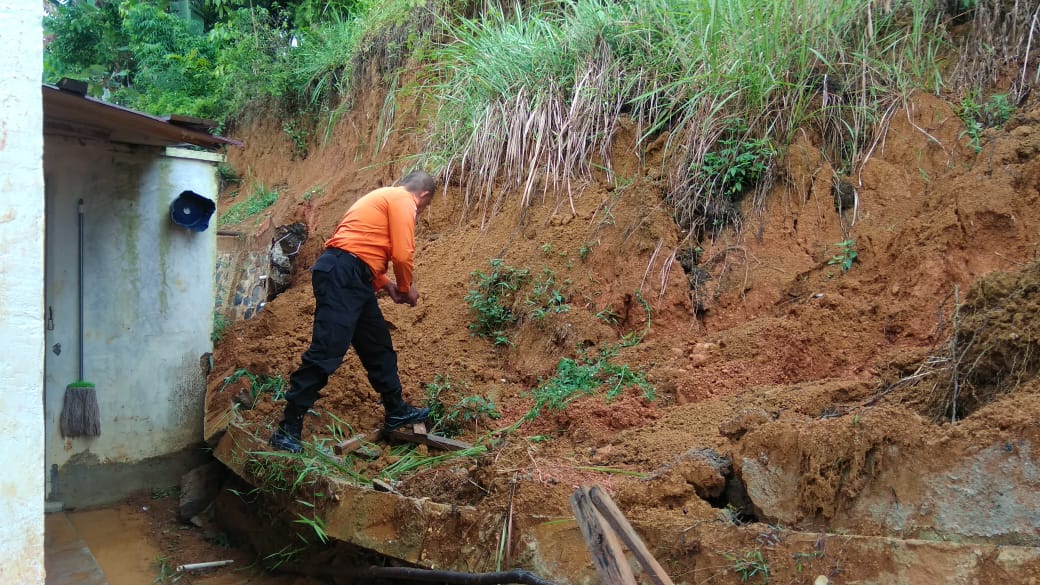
[201,90,1040,582]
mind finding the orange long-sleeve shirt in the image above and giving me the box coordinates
[325,186,418,293]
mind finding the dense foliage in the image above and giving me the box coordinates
[44,0,1035,234]
[43,0,408,121]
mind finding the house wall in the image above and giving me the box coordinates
[44,139,221,508]
[0,2,45,583]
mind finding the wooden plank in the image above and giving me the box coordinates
[589,485,676,585]
[385,429,473,452]
[413,422,428,435]
[334,430,384,455]
[569,486,637,585]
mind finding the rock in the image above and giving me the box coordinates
[814,576,829,585]
[645,447,733,500]
[178,461,227,522]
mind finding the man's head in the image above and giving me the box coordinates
[400,170,436,214]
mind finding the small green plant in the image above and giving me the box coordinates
[294,513,329,544]
[222,368,287,402]
[283,119,312,160]
[539,242,554,255]
[603,362,655,401]
[792,550,824,573]
[212,311,231,342]
[219,183,280,226]
[724,548,771,583]
[424,374,501,437]
[301,185,326,202]
[465,259,530,345]
[579,242,595,262]
[264,544,307,570]
[526,269,570,321]
[958,91,1015,152]
[153,556,179,584]
[827,239,858,272]
[216,163,240,187]
[595,307,622,326]
[697,124,773,202]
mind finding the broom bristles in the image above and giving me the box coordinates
[61,384,101,437]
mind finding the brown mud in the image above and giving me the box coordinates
[60,493,319,585]
[203,78,1040,583]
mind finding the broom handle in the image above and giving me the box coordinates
[78,199,84,382]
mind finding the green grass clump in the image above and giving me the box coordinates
[465,259,530,346]
[380,443,489,481]
[222,368,286,403]
[219,183,280,226]
[216,163,240,186]
[526,269,571,321]
[526,345,655,421]
[211,311,231,342]
[957,91,1015,152]
[424,374,502,437]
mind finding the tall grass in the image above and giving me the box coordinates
[420,0,967,233]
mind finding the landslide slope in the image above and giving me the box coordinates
[205,82,1040,582]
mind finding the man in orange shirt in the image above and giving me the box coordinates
[269,171,436,453]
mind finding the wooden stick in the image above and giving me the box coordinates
[588,485,676,585]
[570,486,637,585]
[385,428,473,452]
[334,430,383,455]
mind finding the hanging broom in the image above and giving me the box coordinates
[60,199,100,438]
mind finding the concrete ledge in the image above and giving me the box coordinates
[213,423,1040,584]
[53,445,212,509]
[214,424,508,572]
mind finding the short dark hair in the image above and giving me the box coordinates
[400,170,436,196]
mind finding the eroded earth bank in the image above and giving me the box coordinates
[202,87,1040,584]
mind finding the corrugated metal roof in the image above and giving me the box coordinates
[43,84,243,149]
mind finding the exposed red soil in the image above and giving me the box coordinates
[203,79,1040,583]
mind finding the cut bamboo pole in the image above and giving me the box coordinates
[588,485,676,585]
[570,486,637,585]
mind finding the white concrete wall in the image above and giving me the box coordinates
[0,2,45,583]
[44,139,219,506]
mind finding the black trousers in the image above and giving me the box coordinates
[281,248,401,432]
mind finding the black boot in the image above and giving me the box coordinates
[382,392,430,430]
[269,410,304,453]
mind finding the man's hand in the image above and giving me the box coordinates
[402,286,419,307]
[381,281,403,303]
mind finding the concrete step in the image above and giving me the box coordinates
[45,512,107,585]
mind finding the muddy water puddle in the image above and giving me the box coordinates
[63,495,314,585]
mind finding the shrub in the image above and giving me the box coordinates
[465,259,529,346]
